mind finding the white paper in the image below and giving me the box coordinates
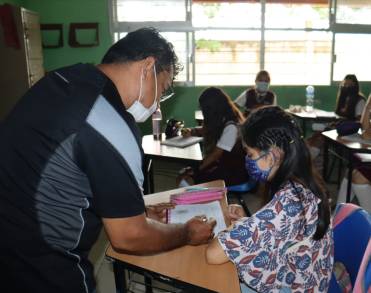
[160,136,203,148]
[342,133,371,146]
[169,201,227,234]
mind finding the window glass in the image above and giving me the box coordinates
[265,30,332,85]
[336,0,371,25]
[334,33,371,81]
[266,2,329,29]
[195,30,260,85]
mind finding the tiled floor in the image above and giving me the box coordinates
[90,159,342,293]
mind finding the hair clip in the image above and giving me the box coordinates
[289,139,295,144]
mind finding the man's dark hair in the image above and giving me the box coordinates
[102,27,182,77]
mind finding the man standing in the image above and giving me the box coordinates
[0,28,215,293]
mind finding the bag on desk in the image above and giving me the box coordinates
[336,121,361,136]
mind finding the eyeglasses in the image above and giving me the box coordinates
[159,86,175,103]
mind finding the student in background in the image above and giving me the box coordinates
[206,106,333,293]
[308,74,366,160]
[337,94,371,212]
[335,74,366,120]
[234,70,276,116]
[180,87,249,187]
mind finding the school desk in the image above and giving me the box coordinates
[142,134,203,194]
[322,129,371,203]
[106,180,241,293]
[287,108,340,137]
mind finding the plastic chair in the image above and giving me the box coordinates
[329,203,371,292]
[227,180,257,217]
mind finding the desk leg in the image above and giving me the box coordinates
[323,139,329,181]
[144,276,153,293]
[113,261,127,293]
[143,158,154,194]
[346,153,353,203]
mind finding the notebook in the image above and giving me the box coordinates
[160,136,203,148]
[167,201,227,234]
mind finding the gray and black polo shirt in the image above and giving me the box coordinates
[0,63,145,293]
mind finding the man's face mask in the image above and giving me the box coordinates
[127,65,158,122]
[256,81,269,93]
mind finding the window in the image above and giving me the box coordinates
[333,33,371,81]
[265,31,332,85]
[109,0,371,85]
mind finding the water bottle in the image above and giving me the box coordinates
[152,108,162,140]
[305,85,315,112]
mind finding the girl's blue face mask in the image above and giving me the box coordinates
[245,152,273,182]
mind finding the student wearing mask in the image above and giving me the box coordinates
[206,106,333,293]
[234,70,277,116]
[337,94,371,212]
[308,74,366,161]
[335,74,366,120]
[180,87,248,187]
[0,28,216,293]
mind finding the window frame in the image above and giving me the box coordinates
[108,0,371,85]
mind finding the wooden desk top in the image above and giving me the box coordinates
[106,180,241,293]
[142,134,203,163]
[322,129,371,152]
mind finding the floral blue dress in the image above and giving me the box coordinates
[218,181,333,293]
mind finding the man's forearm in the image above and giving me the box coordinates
[113,219,189,255]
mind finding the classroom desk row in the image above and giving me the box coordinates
[106,180,241,293]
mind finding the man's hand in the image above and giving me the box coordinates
[228,204,246,222]
[185,215,216,245]
[146,203,175,223]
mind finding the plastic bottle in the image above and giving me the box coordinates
[152,107,162,140]
[305,85,315,112]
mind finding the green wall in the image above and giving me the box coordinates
[22,0,112,72]
[0,0,24,6]
[140,83,371,135]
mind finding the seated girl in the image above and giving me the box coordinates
[335,74,366,120]
[337,94,371,212]
[206,106,333,293]
[308,74,366,161]
[234,70,277,117]
[180,87,249,187]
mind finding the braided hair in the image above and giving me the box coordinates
[240,106,331,240]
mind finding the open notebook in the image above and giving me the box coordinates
[160,136,203,148]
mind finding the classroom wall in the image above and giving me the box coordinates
[1,0,370,134]
[21,0,112,72]
[146,83,371,135]
[0,0,23,6]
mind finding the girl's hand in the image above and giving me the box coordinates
[228,204,246,221]
[181,128,192,137]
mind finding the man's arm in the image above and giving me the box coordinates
[103,213,216,255]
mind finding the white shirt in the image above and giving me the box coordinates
[216,123,238,152]
[234,89,277,108]
[355,99,366,117]
[234,90,247,107]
